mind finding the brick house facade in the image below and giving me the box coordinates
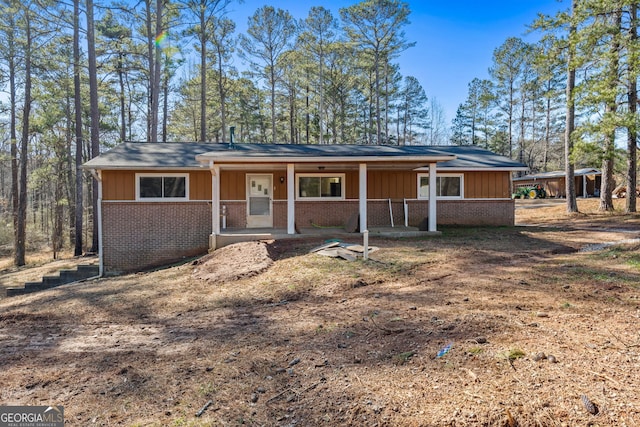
[84,143,527,274]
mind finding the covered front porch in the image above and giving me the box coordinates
[210,225,440,250]
[193,144,457,256]
[203,162,447,254]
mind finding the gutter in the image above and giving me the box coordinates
[89,169,104,278]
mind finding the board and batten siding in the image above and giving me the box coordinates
[101,170,211,201]
[102,169,512,201]
[464,171,511,199]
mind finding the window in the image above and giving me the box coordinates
[418,174,463,199]
[296,174,345,200]
[136,173,188,201]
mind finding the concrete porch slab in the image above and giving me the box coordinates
[211,226,440,250]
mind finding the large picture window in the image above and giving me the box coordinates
[136,173,188,201]
[296,174,345,200]
[418,174,463,199]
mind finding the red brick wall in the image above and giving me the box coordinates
[102,202,211,273]
[406,200,515,226]
[219,199,515,230]
[101,199,513,272]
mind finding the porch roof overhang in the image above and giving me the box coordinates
[195,143,455,170]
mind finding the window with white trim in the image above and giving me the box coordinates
[296,173,345,200]
[418,173,463,199]
[136,173,188,201]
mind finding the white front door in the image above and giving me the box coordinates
[246,174,273,228]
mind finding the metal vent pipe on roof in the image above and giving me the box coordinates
[229,126,235,149]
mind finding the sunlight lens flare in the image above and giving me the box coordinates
[155,31,166,47]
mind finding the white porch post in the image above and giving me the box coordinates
[287,163,295,234]
[428,162,437,232]
[582,175,587,198]
[359,163,368,232]
[212,163,220,235]
[95,170,104,277]
[359,163,369,259]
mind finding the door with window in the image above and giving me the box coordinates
[246,174,273,228]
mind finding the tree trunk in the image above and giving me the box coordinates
[565,0,578,213]
[375,50,381,144]
[218,49,227,143]
[543,85,551,172]
[162,62,169,142]
[626,3,637,213]
[289,86,295,144]
[199,12,207,142]
[145,0,154,141]
[319,53,324,145]
[87,0,101,252]
[599,9,621,212]
[73,0,84,256]
[305,84,310,144]
[270,66,276,143]
[64,62,75,250]
[150,0,162,142]
[16,7,32,267]
[118,53,126,142]
[8,12,19,264]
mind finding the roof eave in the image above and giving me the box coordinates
[415,166,529,172]
[80,165,203,171]
[195,154,457,164]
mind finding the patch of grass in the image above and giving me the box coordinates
[560,302,572,309]
[315,323,337,334]
[572,266,621,283]
[595,244,640,269]
[393,351,415,365]
[626,256,640,269]
[508,348,526,360]
[198,382,216,397]
[467,347,483,355]
[498,348,526,361]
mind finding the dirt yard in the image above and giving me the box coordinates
[1,199,639,426]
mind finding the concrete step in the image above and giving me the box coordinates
[24,281,48,292]
[59,269,78,284]
[76,264,99,279]
[4,263,99,298]
[42,276,62,287]
[5,287,25,297]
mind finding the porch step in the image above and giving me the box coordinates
[4,264,99,298]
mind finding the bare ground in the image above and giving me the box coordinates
[1,199,640,426]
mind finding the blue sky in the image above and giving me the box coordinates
[225,0,569,124]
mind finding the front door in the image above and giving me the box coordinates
[246,174,273,228]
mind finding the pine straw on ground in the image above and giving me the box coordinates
[1,199,640,426]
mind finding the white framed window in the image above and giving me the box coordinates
[135,173,189,201]
[418,173,463,199]
[296,173,345,200]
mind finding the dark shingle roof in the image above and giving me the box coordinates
[513,168,600,181]
[82,143,214,169]
[82,142,527,170]
[428,145,527,170]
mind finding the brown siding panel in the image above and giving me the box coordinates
[102,170,135,200]
[465,171,511,199]
[190,170,212,200]
[366,171,415,199]
[220,170,245,200]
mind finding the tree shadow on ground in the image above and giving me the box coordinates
[1,225,639,425]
